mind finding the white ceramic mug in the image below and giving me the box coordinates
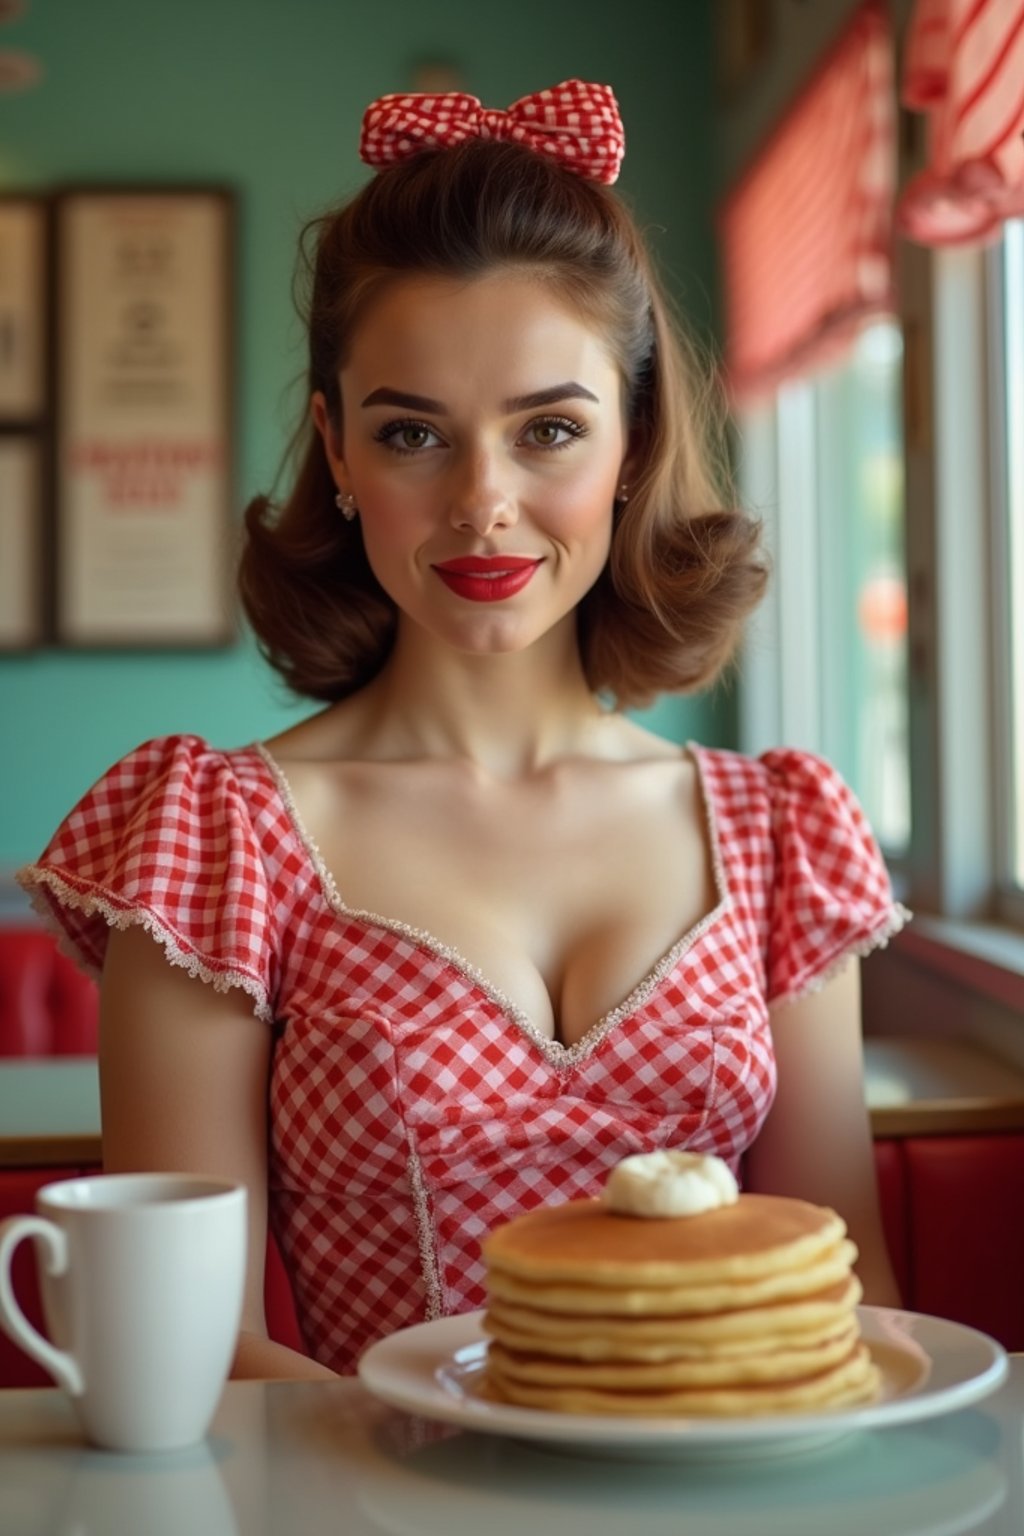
[0,1172,246,1453]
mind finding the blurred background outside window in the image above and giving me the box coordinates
[737,317,909,860]
[815,319,909,854]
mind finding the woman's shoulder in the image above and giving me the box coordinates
[689,744,906,1002]
[259,698,384,764]
[104,730,268,778]
[691,738,894,868]
[689,740,835,774]
[15,732,296,1012]
[82,730,292,814]
[689,742,882,870]
[689,742,854,808]
[24,731,292,889]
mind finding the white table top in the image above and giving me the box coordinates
[6,1035,1024,1169]
[1,1358,1021,1536]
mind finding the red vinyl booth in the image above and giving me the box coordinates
[0,925,304,1384]
[0,1169,306,1389]
[0,928,99,1056]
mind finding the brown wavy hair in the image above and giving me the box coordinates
[239,139,766,708]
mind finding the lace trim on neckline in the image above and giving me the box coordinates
[254,741,731,1069]
[16,866,274,1024]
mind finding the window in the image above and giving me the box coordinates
[815,321,909,853]
[736,319,910,859]
[739,227,1024,932]
[724,0,1024,1002]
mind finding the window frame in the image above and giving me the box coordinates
[734,332,912,877]
[735,227,1023,937]
[909,243,996,921]
[988,222,1024,926]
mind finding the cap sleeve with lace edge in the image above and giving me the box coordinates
[14,735,279,1023]
[762,748,910,1007]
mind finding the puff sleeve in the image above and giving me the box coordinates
[15,735,279,1022]
[762,748,910,1006]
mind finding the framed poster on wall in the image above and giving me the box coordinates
[53,187,235,646]
[0,198,49,650]
[0,197,48,425]
[0,434,46,650]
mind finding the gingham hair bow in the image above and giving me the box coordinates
[359,79,625,185]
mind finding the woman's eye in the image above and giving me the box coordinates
[523,416,586,449]
[374,419,440,453]
[398,424,432,450]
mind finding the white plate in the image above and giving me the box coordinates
[357,1306,1008,1461]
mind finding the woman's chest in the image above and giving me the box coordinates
[270,937,777,1195]
[274,753,721,1046]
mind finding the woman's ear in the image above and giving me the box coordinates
[311,391,350,492]
[619,427,644,492]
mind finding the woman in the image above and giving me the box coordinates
[19,82,906,1380]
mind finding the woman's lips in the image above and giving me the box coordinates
[432,556,543,603]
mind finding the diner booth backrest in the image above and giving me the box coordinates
[0,929,99,1056]
[0,928,304,1385]
[0,1167,305,1387]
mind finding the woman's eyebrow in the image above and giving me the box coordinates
[361,387,445,411]
[359,382,600,412]
[504,383,599,412]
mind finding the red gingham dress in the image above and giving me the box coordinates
[17,735,907,1373]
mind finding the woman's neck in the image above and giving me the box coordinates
[356,619,611,778]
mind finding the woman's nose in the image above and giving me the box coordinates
[449,451,518,534]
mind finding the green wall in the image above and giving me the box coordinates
[1,0,729,875]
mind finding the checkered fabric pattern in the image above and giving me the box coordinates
[359,79,626,185]
[17,735,903,1375]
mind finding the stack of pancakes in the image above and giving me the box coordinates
[481,1194,880,1415]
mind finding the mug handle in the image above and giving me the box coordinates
[0,1216,84,1394]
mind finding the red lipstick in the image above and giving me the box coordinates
[432,555,543,603]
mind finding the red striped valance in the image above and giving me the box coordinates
[898,0,1024,246]
[718,0,896,403]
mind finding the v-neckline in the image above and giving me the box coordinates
[253,741,732,1066]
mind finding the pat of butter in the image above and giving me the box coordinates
[604,1150,739,1217]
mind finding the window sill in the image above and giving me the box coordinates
[892,914,1024,1014]
[864,1035,1024,1136]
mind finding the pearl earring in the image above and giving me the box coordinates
[335,491,358,522]
[616,484,630,504]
